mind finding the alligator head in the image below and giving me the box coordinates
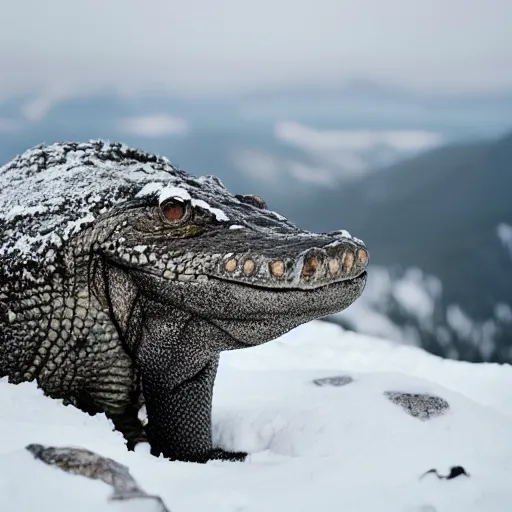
[88,179,368,353]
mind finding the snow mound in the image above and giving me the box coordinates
[1,321,512,511]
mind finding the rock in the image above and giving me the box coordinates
[26,444,170,511]
[313,375,354,387]
[384,392,449,420]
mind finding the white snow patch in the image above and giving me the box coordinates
[6,204,49,220]
[269,210,287,221]
[392,268,438,322]
[497,223,512,258]
[136,182,166,198]
[495,303,512,323]
[337,266,446,345]
[447,305,475,340]
[158,186,192,204]
[2,322,512,511]
[339,299,410,342]
[190,199,230,222]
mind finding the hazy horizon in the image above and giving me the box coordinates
[1,0,511,102]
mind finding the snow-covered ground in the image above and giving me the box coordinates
[1,320,512,512]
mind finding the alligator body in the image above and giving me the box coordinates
[0,141,368,462]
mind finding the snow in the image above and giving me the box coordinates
[2,321,512,511]
[497,223,512,258]
[495,303,512,323]
[2,142,256,267]
[0,142,180,260]
[446,305,475,340]
[136,182,167,198]
[189,199,230,222]
[155,187,230,221]
[391,269,439,322]
[158,186,192,203]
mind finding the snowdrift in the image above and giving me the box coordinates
[1,321,512,511]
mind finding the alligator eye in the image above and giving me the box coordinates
[235,194,267,210]
[160,199,189,224]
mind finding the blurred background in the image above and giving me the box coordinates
[1,0,511,362]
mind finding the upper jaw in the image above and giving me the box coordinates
[109,224,369,294]
[211,239,368,291]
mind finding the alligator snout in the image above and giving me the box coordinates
[298,244,368,283]
[219,235,368,290]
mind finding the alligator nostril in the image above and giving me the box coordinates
[343,251,355,272]
[328,258,340,274]
[224,258,237,272]
[270,260,285,278]
[302,256,321,278]
[357,248,368,266]
[243,259,256,275]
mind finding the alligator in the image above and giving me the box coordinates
[0,141,368,463]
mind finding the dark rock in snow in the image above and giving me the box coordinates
[384,392,449,420]
[313,375,354,387]
[26,444,170,511]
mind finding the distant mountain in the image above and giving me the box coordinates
[282,130,512,359]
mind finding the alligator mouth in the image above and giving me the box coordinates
[123,265,367,347]
[114,258,367,322]
[207,270,367,293]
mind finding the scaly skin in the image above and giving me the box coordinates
[0,141,368,463]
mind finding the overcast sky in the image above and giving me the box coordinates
[1,0,511,100]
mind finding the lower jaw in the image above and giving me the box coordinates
[136,267,367,316]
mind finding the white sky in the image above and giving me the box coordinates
[1,0,511,99]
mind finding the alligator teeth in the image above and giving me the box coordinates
[243,259,256,275]
[270,260,285,278]
[224,258,237,272]
[343,251,354,272]
[328,258,340,274]
[357,248,369,266]
[302,256,321,278]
